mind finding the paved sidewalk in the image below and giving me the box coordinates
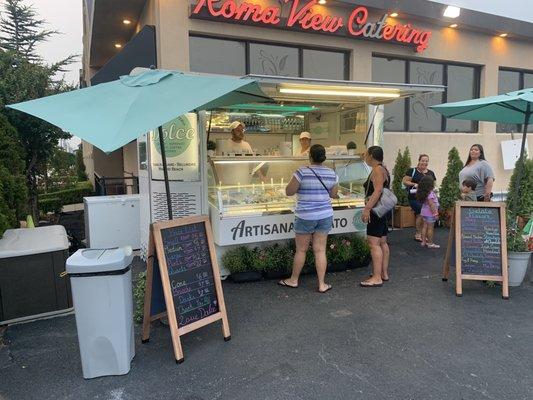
[1,228,533,400]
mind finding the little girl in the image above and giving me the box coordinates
[416,175,440,248]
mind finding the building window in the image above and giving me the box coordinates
[189,35,349,80]
[249,43,299,77]
[372,55,480,133]
[189,36,246,76]
[497,68,533,132]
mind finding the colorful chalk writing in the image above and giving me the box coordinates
[460,207,502,276]
[160,222,219,327]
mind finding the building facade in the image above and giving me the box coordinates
[83,0,533,193]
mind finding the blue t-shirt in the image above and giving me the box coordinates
[294,166,338,220]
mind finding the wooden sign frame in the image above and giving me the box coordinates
[450,201,509,299]
[141,215,231,363]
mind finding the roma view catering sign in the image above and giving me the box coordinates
[190,0,432,53]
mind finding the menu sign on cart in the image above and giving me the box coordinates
[142,216,230,363]
[443,202,509,299]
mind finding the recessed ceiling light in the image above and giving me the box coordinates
[449,23,458,28]
[443,5,461,18]
[499,33,508,37]
[318,0,326,4]
[114,43,122,49]
[390,12,399,17]
[123,19,131,25]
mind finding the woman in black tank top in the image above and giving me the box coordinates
[360,146,390,288]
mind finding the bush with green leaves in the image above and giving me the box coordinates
[327,235,355,264]
[350,233,371,263]
[506,158,533,220]
[255,243,293,273]
[133,271,146,323]
[507,228,528,252]
[439,147,464,211]
[391,147,411,206]
[38,181,94,214]
[221,246,258,274]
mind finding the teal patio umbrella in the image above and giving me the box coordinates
[7,68,271,219]
[431,88,533,217]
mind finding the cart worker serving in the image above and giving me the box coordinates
[227,121,253,155]
[299,131,312,156]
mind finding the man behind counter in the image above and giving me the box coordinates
[227,121,253,155]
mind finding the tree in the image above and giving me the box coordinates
[0,0,74,68]
[506,157,533,220]
[439,147,464,211]
[76,145,88,181]
[392,147,411,206]
[0,0,77,219]
[0,112,27,236]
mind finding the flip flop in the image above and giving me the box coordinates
[360,281,383,288]
[414,234,423,242]
[382,278,389,282]
[318,284,332,293]
[278,279,298,289]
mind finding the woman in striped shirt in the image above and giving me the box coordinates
[278,144,339,293]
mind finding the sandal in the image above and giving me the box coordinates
[427,243,440,249]
[278,279,298,289]
[414,234,423,242]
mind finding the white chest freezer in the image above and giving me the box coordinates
[84,195,140,249]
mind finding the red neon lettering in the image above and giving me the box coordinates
[382,24,394,40]
[347,6,368,36]
[287,0,315,27]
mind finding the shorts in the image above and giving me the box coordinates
[294,216,333,234]
[423,216,437,223]
[408,198,422,215]
[367,211,388,238]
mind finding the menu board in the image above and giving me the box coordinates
[160,222,219,327]
[451,202,509,299]
[142,216,231,363]
[460,206,502,276]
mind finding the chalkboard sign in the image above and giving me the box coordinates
[452,202,509,299]
[142,216,230,363]
[460,206,502,275]
[160,222,219,327]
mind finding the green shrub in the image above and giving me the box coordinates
[506,158,533,220]
[350,233,371,263]
[507,228,527,252]
[221,246,258,273]
[392,147,411,206]
[439,147,464,211]
[255,243,293,273]
[327,235,355,264]
[133,271,146,324]
[38,180,94,214]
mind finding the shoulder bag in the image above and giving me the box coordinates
[365,167,397,218]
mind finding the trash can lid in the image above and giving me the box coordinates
[66,246,133,274]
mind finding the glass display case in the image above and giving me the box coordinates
[207,155,369,217]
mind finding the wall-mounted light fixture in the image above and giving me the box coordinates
[443,6,461,18]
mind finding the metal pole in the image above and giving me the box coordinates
[158,125,173,220]
[510,103,530,222]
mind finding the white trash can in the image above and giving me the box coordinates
[66,247,135,379]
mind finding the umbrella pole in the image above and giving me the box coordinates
[510,104,530,222]
[158,125,173,220]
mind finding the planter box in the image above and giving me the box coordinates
[508,251,532,287]
[229,271,262,283]
[392,206,416,228]
[348,255,371,269]
[263,269,290,280]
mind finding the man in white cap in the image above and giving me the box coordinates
[299,131,311,156]
[227,121,253,155]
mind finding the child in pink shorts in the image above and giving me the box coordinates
[416,175,440,248]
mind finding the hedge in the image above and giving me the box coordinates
[38,181,94,214]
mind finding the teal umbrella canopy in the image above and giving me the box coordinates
[7,69,270,152]
[430,88,533,124]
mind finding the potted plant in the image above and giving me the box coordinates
[506,158,533,229]
[256,243,293,280]
[439,147,463,227]
[207,140,217,157]
[348,233,371,269]
[346,141,357,156]
[391,147,415,228]
[507,228,531,287]
[326,235,354,272]
[222,246,262,283]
